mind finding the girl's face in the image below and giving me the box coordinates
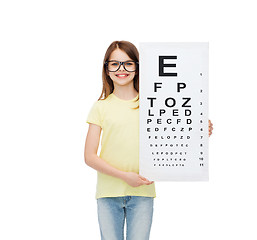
[107,48,136,87]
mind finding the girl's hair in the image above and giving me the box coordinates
[98,40,139,109]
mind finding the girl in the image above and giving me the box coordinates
[84,40,213,240]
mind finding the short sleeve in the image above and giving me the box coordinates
[86,101,102,128]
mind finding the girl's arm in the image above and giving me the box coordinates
[84,123,153,187]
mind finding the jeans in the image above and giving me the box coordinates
[97,196,154,240]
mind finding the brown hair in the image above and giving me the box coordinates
[98,40,139,109]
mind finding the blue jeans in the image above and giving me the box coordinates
[97,196,154,240]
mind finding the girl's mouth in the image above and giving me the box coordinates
[115,74,129,78]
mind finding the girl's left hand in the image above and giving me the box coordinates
[209,120,213,137]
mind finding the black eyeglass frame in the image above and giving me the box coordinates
[105,60,139,72]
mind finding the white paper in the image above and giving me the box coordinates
[139,42,209,181]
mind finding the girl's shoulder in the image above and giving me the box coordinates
[96,94,113,105]
[92,95,111,109]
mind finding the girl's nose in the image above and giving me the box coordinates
[119,64,125,71]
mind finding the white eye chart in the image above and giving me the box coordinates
[139,42,209,181]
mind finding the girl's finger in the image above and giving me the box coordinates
[146,181,154,185]
[142,180,152,185]
[139,175,147,181]
[139,175,154,185]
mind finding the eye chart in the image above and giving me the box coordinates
[139,42,209,181]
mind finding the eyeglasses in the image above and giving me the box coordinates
[105,60,138,72]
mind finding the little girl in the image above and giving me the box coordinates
[84,40,213,240]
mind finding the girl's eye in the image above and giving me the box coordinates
[111,62,118,66]
[125,62,134,66]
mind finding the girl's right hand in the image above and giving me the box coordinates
[122,172,154,187]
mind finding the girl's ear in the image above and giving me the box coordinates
[104,61,109,76]
[135,63,139,75]
[104,65,109,76]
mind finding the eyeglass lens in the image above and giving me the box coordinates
[107,61,136,72]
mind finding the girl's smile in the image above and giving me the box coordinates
[115,73,130,78]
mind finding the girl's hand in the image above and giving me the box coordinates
[122,172,154,187]
[209,119,213,137]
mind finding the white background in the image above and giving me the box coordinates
[0,0,256,239]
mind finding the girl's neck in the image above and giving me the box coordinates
[113,89,138,101]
